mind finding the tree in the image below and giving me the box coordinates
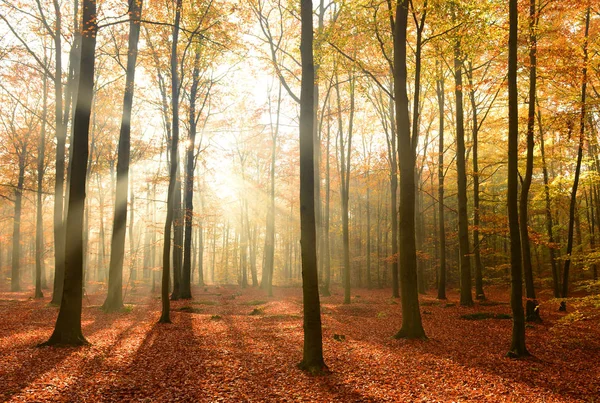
[41,0,97,346]
[507,0,529,358]
[519,0,541,322]
[335,70,355,305]
[36,60,49,299]
[560,6,590,312]
[394,0,425,340]
[298,0,326,374]
[103,0,143,313]
[261,82,281,298]
[452,5,473,307]
[436,59,447,300]
[160,0,183,324]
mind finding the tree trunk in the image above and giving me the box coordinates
[537,107,560,297]
[436,61,447,300]
[322,104,331,296]
[298,0,326,373]
[50,0,67,306]
[181,49,202,299]
[560,7,590,311]
[520,0,540,321]
[197,183,205,286]
[160,0,183,324]
[263,84,280,297]
[35,64,48,299]
[453,29,473,307]
[103,0,142,311]
[507,0,529,358]
[336,72,354,304]
[171,170,183,299]
[466,65,485,301]
[42,0,96,345]
[11,146,26,292]
[394,0,426,339]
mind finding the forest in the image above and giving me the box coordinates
[0,0,599,401]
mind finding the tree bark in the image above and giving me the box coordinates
[160,0,183,323]
[181,49,202,299]
[537,107,560,297]
[560,7,590,311]
[298,0,326,373]
[335,72,354,305]
[50,0,67,306]
[520,0,540,321]
[41,0,96,345]
[394,0,426,339]
[507,0,529,358]
[436,61,446,300]
[466,65,485,301]
[103,0,143,312]
[453,26,473,307]
[11,144,26,292]
[35,63,48,299]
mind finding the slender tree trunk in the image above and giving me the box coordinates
[560,7,590,311]
[50,0,67,306]
[453,28,473,307]
[537,107,560,297]
[336,73,354,304]
[103,0,142,311]
[298,0,325,373]
[181,50,202,299]
[35,65,48,299]
[11,147,26,292]
[322,104,331,296]
[263,85,280,297]
[394,0,426,339]
[466,66,485,300]
[197,183,205,286]
[160,0,183,323]
[436,62,447,300]
[171,170,183,299]
[520,0,540,321]
[42,0,96,345]
[507,0,529,357]
[366,167,371,289]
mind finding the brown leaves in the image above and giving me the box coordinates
[0,285,599,401]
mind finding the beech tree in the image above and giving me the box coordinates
[104,0,144,313]
[41,0,97,346]
[298,0,326,374]
[394,0,425,340]
[507,0,528,358]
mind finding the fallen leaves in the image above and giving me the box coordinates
[0,285,598,402]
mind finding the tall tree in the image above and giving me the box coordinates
[453,8,473,307]
[519,0,541,322]
[9,118,30,292]
[335,71,355,305]
[35,60,49,299]
[41,0,97,346]
[560,6,590,312]
[298,0,326,374]
[436,60,447,300]
[394,0,426,339]
[261,83,281,297]
[103,0,143,312]
[160,0,183,323]
[507,0,529,358]
[181,48,203,300]
[49,0,68,305]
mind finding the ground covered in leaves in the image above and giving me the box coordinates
[0,283,598,402]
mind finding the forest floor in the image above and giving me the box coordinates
[0,283,599,402]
